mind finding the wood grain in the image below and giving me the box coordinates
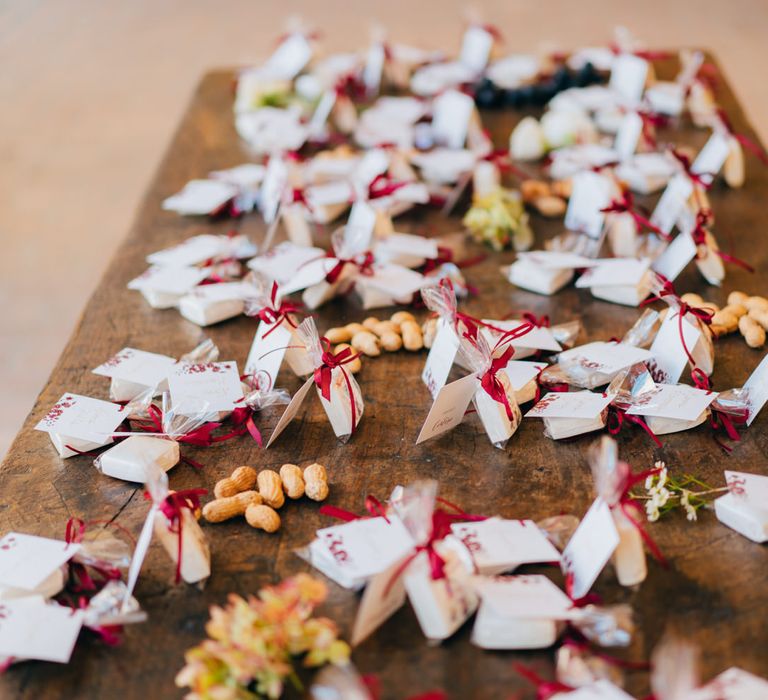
[1,55,766,699]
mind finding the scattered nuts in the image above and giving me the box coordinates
[728,291,749,307]
[257,469,285,509]
[372,320,398,337]
[203,491,262,523]
[214,466,257,499]
[325,327,352,344]
[390,311,416,330]
[245,504,281,533]
[400,320,424,351]
[279,464,306,499]
[533,195,567,218]
[351,330,381,357]
[749,308,768,331]
[380,331,403,352]
[304,463,329,502]
[362,316,380,331]
[739,315,766,348]
[333,343,362,373]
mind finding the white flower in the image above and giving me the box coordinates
[686,507,698,522]
[645,500,660,522]
[657,486,671,507]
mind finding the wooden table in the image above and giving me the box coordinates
[2,55,767,699]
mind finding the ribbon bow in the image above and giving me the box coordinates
[671,148,714,190]
[367,174,409,200]
[325,250,375,284]
[154,489,207,583]
[255,281,304,336]
[600,188,667,239]
[690,210,754,273]
[313,338,361,434]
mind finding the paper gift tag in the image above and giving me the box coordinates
[698,667,768,699]
[451,518,560,574]
[93,347,176,388]
[0,596,84,663]
[266,377,315,447]
[431,89,475,149]
[691,131,731,185]
[148,234,229,268]
[724,471,768,506]
[558,341,653,376]
[627,383,716,421]
[347,201,378,239]
[652,230,698,281]
[127,266,208,295]
[281,256,340,294]
[613,111,644,160]
[422,320,461,398]
[650,173,694,235]
[516,251,599,270]
[316,516,415,581]
[244,321,293,385]
[351,556,408,646]
[375,233,439,265]
[502,361,547,391]
[475,574,573,619]
[308,90,337,137]
[480,321,562,353]
[526,391,614,420]
[575,257,650,288]
[416,372,480,443]
[209,163,266,188]
[608,53,649,103]
[265,33,313,79]
[35,393,125,443]
[742,353,768,426]
[459,25,494,73]
[561,498,619,599]
[0,533,80,591]
[162,180,238,215]
[306,180,355,207]
[648,310,703,384]
[167,361,242,413]
[363,42,386,95]
[247,242,325,285]
[559,681,635,700]
[259,156,288,224]
[564,172,613,239]
[360,264,425,299]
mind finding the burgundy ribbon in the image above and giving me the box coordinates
[619,467,668,566]
[383,499,486,595]
[608,44,675,61]
[334,72,367,101]
[367,173,409,200]
[607,405,663,447]
[513,663,574,700]
[690,209,755,273]
[319,495,389,523]
[325,250,375,284]
[480,148,530,179]
[671,148,713,190]
[716,108,768,167]
[313,337,361,434]
[562,630,651,671]
[642,276,712,368]
[638,109,669,149]
[254,281,305,337]
[154,488,207,584]
[600,189,668,239]
[691,369,746,452]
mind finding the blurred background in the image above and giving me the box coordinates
[1,0,767,457]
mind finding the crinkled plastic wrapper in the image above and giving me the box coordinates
[551,320,582,350]
[536,514,580,551]
[179,338,220,364]
[545,229,603,258]
[572,604,634,647]
[423,262,469,298]
[458,332,521,449]
[711,385,751,419]
[622,308,664,348]
[240,373,291,411]
[83,580,147,630]
[607,363,657,409]
[421,277,458,326]
[297,317,364,442]
[556,643,624,689]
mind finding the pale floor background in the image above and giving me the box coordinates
[1,0,767,457]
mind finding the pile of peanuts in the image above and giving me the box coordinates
[520,179,572,218]
[202,464,329,533]
[325,311,425,360]
[708,291,768,348]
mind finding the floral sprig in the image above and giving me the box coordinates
[176,574,350,700]
[630,461,728,522]
[463,188,533,252]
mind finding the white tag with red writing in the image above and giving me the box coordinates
[265,377,314,447]
[742,352,768,425]
[450,518,560,575]
[561,498,619,599]
[0,533,80,591]
[34,394,125,443]
[647,310,703,384]
[422,320,461,398]
[416,372,479,443]
[525,391,614,420]
[92,347,176,387]
[244,321,292,385]
[565,171,613,239]
[316,515,415,581]
[161,180,238,216]
[724,471,768,507]
[627,383,716,421]
[0,596,84,663]
[167,361,242,413]
[697,667,768,699]
[575,257,650,288]
[475,574,573,619]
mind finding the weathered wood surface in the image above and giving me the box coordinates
[1,54,767,699]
